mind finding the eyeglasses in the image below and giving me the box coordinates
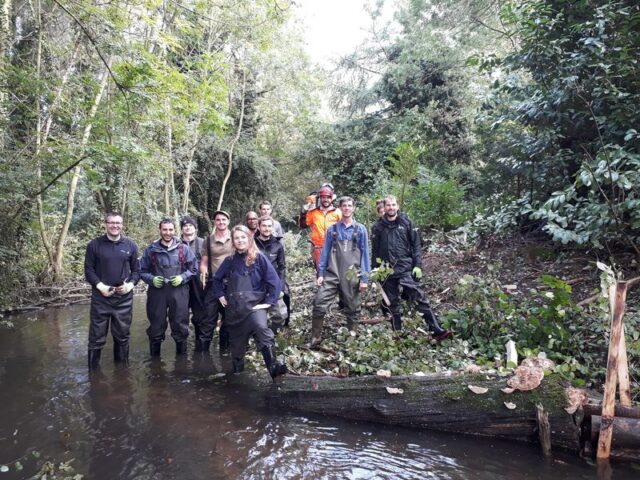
[106,221,122,225]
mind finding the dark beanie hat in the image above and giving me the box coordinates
[180,216,196,228]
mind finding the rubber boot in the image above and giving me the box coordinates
[88,349,102,370]
[391,314,403,332]
[150,341,161,357]
[422,310,452,341]
[113,343,129,367]
[310,316,324,346]
[232,357,245,373]
[261,345,288,380]
[195,339,211,353]
[219,326,230,356]
[175,341,188,355]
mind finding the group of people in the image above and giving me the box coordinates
[84,185,451,380]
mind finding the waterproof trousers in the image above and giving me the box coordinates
[146,284,190,342]
[382,273,446,335]
[312,238,362,336]
[228,309,275,367]
[89,290,134,350]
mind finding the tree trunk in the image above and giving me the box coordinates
[52,63,110,280]
[0,0,11,150]
[217,68,246,211]
[181,117,201,214]
[266,374,580,454]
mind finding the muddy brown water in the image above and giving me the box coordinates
[0,298,638,479]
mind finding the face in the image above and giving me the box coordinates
[233,230,250,252]
[377,205,385,218]
[214,214,229,232]
[340,201,354,219]
[181,223,196,236]
[105,215,123,237]
[259,204,272,217]
[246,213,259,230]
[319,194,332,208]
[384,198,399,218]
[258,220,273,238]
[160,222,175,243]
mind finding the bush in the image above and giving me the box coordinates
[405,179,468,230]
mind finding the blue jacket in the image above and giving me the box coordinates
[212,252,281,305]
[140,237,197,284]
[318,220,370,283]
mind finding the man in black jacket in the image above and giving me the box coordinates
[179,216,207,352]
[255,215,288,333]
[371,195,451,341]
[84,212,140,369]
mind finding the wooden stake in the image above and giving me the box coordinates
[597,281,628,459]
[536,403,551,457]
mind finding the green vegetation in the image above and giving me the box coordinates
[1,0,638,393]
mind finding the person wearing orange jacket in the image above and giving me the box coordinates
[298,183,342,270]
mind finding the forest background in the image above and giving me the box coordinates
[0,0,638,387]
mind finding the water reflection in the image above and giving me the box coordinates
[0,299,637,479]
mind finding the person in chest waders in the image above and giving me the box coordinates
[84,212,140,369]
[140,218,198,356]
[179,216,206,352]
[199,210,234,354]
[310,196,370,346]
[212,225,288,379]
[254,215,289,334]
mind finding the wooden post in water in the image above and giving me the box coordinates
[597,279,633,460]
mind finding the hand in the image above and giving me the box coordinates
[96,282,113,297]
[152,276,165,288]
[316,276,324,287]
[199,271,207,286]
[359,282,368,291]
[115,282,134,294]
[305,194,316,207]
[412,267,423,279]
[219,296,227,307]
[170,275,183,287]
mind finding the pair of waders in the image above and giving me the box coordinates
[225,269,287,379]
[383,273,452,341]
[147,261,190,356]
[311,228,362,345]
[88,290,134,368]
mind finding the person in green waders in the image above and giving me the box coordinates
[310,196,370,346]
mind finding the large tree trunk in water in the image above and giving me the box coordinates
[266,374,581,454]
[52,64,110,280]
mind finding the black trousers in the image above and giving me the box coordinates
[146,284,190,342]
[228,309,274,363]
[88,290,134,350]
[383,273,437,322]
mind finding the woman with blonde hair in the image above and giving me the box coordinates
[212,225,287,379]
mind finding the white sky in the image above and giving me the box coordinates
[295,0,372,67]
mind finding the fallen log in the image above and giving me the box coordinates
[267,373,580,453]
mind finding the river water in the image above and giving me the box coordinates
[0,298,637,479]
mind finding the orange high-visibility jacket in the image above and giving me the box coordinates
[305,207,342,248]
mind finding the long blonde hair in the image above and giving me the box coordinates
[231,225,258,266]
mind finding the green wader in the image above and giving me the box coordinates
[311,230,362,342]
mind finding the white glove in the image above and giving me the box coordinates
[96,282,114,297]
[118,282,134,294]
